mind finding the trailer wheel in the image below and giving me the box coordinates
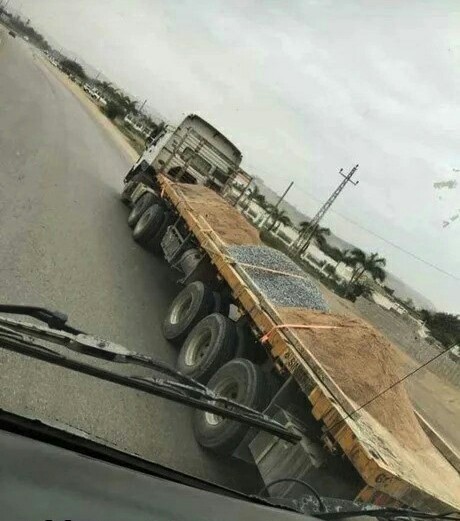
[163,282,215,344]
[193,359,270,454]
[146,210,174,254]
[177,313,237,383]
[133,204,164,246]
[128,193,158,228]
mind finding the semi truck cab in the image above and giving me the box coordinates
[124,114,243,194]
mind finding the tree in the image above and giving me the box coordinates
[273,213,292,231]
[120,95,138,115]
[405,297,415,310]
[96,81,138,116]
[60,59,86,80]
[266,208,291,231]
[243,185,261,211]
[297,222,330,255]
[298,220,311,236]
[345,249,386,294]
[104,101,123,121]
[7,14,50,50]
[334,249,352,271]
[383,285,395,296]
[419,310,460,348]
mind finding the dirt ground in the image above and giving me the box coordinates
[319,282,460,456]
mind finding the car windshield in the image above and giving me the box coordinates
[0,1,459,517]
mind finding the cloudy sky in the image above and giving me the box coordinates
[16,0,460,312]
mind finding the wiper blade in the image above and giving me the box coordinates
[0,304,82,334]
[0,314,300,443]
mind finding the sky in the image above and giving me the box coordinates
[13,0,460,312]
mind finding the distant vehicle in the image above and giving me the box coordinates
[83,84,107,105]
[8,30,16,38]
[23,35,29,41]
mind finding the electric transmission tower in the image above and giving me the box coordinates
[295,164,359,253]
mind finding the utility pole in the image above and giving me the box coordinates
[139,99,147,112]
[295,164,359,253]
[260,180,294,229]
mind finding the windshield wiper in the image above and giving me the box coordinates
[0,310,300,443]
[314,507,460,520]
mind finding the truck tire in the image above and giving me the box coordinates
[193,359,270,454]
[163,282,214,344]
[146,210,175,255]
[128,193,158,228]
[133,204,164,246]
[176,313,237,383]
[120,180,136,205]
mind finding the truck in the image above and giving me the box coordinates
[120,114,460,512]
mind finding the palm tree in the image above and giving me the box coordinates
[298,220,311,236]
[297,223,331,255]
[345,249,386,294]
[266,208,291,231]
[243,185,261,211]
[255,193,267,208]
[291,220,309,250]
[273,213,292,232]
[334,249,352,270]
[120,95,138,115]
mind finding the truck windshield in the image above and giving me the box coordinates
[1,1,459,518]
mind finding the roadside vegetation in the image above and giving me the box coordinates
[418,310,460,349]
[60,59,86,80]
[0,8,162,154]
[0,10,50,50]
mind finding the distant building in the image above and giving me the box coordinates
[124,115,155,137]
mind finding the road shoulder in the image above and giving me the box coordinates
[34,52,138,163]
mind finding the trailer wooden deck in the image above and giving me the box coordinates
[158,175,460,511]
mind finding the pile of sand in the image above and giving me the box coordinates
[277,308,428,450]
[175,183,261,246]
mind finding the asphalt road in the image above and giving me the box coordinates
[0,29,257,491]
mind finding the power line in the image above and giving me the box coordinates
[245,163,459,282]
[329,211,460,282]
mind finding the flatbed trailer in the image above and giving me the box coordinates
[126,174,460,511]
[121,113,459,511]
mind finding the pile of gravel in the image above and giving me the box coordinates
[226,245,329,310]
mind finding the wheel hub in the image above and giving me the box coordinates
[205,377,239,426]
[170,293,193,325]
[184,328,212,367]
